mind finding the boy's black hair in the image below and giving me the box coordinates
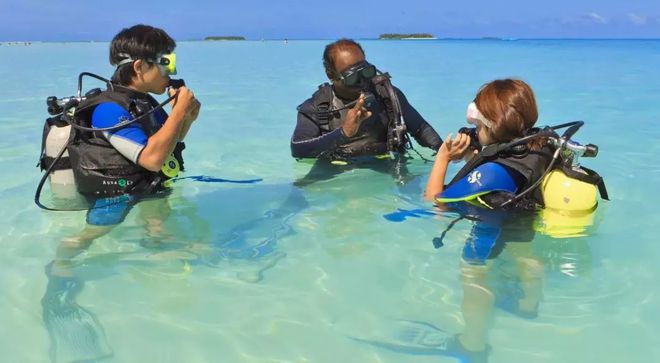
[110,24,176,86]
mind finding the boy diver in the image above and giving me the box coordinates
[40,25,200,362]
[43,23,201,247]
[423,79,606,361]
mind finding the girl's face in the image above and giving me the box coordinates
[475,118,495,146]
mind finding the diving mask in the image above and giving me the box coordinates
[116,52,177,75]
[466,102,493,129]
[337,61,377,87]
[154,53,177,75]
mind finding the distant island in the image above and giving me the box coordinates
[378,33,436,40]
[204,36,246,41]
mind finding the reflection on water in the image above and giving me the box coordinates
[3,39,659,362]
[354,202,598,363]
[294,155,415,187]
[39,181,311,361]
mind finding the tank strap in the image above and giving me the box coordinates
[564,166,609,201]
[40,156,71,171]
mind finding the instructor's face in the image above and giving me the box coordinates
[328,47,366,100]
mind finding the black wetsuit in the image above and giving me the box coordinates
[291,83,442,159]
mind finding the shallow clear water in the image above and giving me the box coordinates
[1,39,659,363]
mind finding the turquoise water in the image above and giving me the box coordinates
[1,39,659,362]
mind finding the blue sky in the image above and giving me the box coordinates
[2,0,660,41]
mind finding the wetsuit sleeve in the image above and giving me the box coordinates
[396,88,443,151]
[92,102,147,164]
[437,162,520,204]
[290,111,348,158]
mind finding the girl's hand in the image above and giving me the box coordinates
[438,133,471,162]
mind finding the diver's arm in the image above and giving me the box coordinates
[397,89,442,150]
[178,118,193,141]
[424,151,450,201]
[170,89,201,141]
[138,107,187,171]
[290,112,348,158]
[424,133,471,201]
[138,87,195,171]
[291,95,370,158]
[93,103,148,163]
[177,103,199,141]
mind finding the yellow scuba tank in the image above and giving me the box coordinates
[542,169,598,211]
[535,169,598,238]
[533,120,607,238]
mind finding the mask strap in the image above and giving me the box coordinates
[116,53,135,67]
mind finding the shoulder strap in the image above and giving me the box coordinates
[563,165,609,201]
[297,83,336,131]
[74,89,133,128]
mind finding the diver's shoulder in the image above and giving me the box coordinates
[92,101,129,114]
[311,82,333,101]
[298,83,333,111]
[391,85,407,98]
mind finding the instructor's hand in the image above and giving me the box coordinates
[342,93,372,138]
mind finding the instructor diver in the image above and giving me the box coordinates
[291,39,442,180]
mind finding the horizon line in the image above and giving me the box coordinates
[2,37,660,43]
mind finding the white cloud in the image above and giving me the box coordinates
[583,12,608,25]
[627,13,647,26]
